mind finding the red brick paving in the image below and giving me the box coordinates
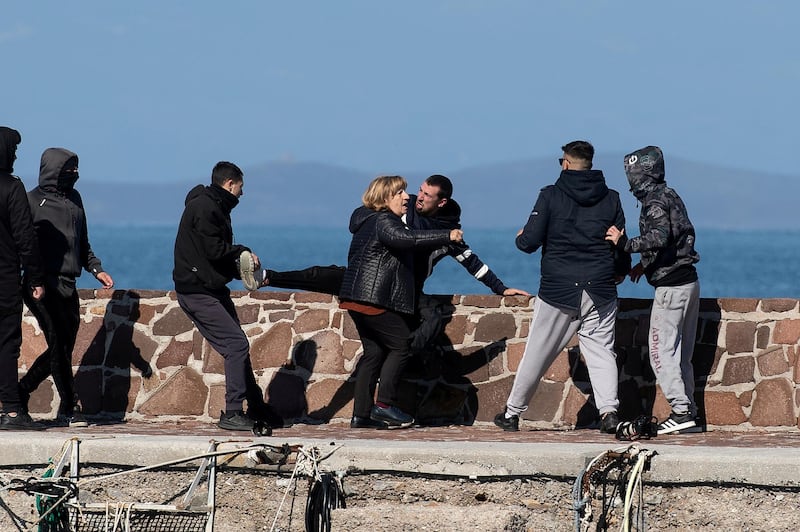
[55,420,800,449]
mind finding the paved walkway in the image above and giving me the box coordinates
[2,420,800,487]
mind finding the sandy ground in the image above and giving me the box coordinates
[2,465,799,531]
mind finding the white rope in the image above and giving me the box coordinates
[620,448,657,532]
[269,452,305,532]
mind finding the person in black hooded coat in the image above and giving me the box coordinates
[20,147,114,427]
[0,126,45,430]
[173,161,282,432]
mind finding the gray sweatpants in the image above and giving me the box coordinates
[506,291,619,417]
[648,281,700,416]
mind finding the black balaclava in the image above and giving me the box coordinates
[57,156,79,192]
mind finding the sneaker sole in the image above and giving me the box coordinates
[658,420,698,435]
[217,422,255,431]
[370,414,413,428]
[239,251,259,291]
[493,419,519,432]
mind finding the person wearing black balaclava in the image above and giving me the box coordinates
[20,147,115,427]
[0,126,46,431]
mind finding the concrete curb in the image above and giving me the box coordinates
[2,431,799,488]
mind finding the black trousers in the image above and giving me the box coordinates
[0,302,23,413]
[267,265,345,295]
[348,310,415,418]
[19,288,80,414]
[177,292,265,412]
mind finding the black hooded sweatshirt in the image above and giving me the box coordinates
[173,183,248,296]
[516,169,627,310]
[0,127,44,307]
[405,195,509,295]
[27,148,104,287]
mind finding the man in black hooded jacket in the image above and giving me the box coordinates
[495,140,629,434]
[173,161,279,432]
[20,147,115,427]
[0,126,45,430]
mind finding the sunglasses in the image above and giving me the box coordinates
[558,158,564,166]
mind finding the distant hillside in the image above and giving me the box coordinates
[78,156,798,230]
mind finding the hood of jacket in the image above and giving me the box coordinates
[39,147,79,193]
[624,146,666,200]
[0,126,22,174]
[349,205,382,233]
[554,169,609,206]
[184,183,240,213]
[433,196,462,228]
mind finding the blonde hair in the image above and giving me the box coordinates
[362,175,407,211]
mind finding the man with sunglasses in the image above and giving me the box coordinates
[494,140,629,433]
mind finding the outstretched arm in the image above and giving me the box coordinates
[447,240,530,296]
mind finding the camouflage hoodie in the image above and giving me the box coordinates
[622,146,699,286]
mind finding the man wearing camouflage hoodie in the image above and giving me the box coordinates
[606,145,701,435]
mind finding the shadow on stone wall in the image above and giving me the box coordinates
[266,339,317,421]
[614,299,722,424]
[76,292,153,421]
[302,295,507,427]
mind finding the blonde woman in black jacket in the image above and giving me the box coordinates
[340,175,462,429]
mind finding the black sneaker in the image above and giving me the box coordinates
[599,411,620,434]
[237,251,261,291]
[493,411,519,432]
[350,416,388,429]
[248,404,291,428]
[0,411,45,431]
[370,404,413,428]
[218,410,255,431]
[56,409,89,428]
[657,411,698,435]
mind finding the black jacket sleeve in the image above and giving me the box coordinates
[9,179,44,286]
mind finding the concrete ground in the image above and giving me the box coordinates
[2,420,800,487]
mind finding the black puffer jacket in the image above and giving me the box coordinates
[0,127,44,306]
[339,206,452,314]
[516,169,627,310]
[173,184,248,295]
[27,148,104,284]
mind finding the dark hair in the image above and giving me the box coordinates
[561,140,594,169]
[211,161,243,186]
[424,174,453,200]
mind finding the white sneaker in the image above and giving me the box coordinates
[657,411,698,435]
[238,250,260,291]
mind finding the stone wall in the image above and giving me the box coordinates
[18,290,800,431]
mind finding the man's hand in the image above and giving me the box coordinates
[605,225,624,245]
[250,252,262,270]
[96,272,115,289]
[629,262,644,283]
[31,285,45,301]
[449,229,464,243]
[503,287,531,297]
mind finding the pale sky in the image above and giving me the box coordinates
[4,1,798,184]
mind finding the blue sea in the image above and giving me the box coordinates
[77,225,800,299]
